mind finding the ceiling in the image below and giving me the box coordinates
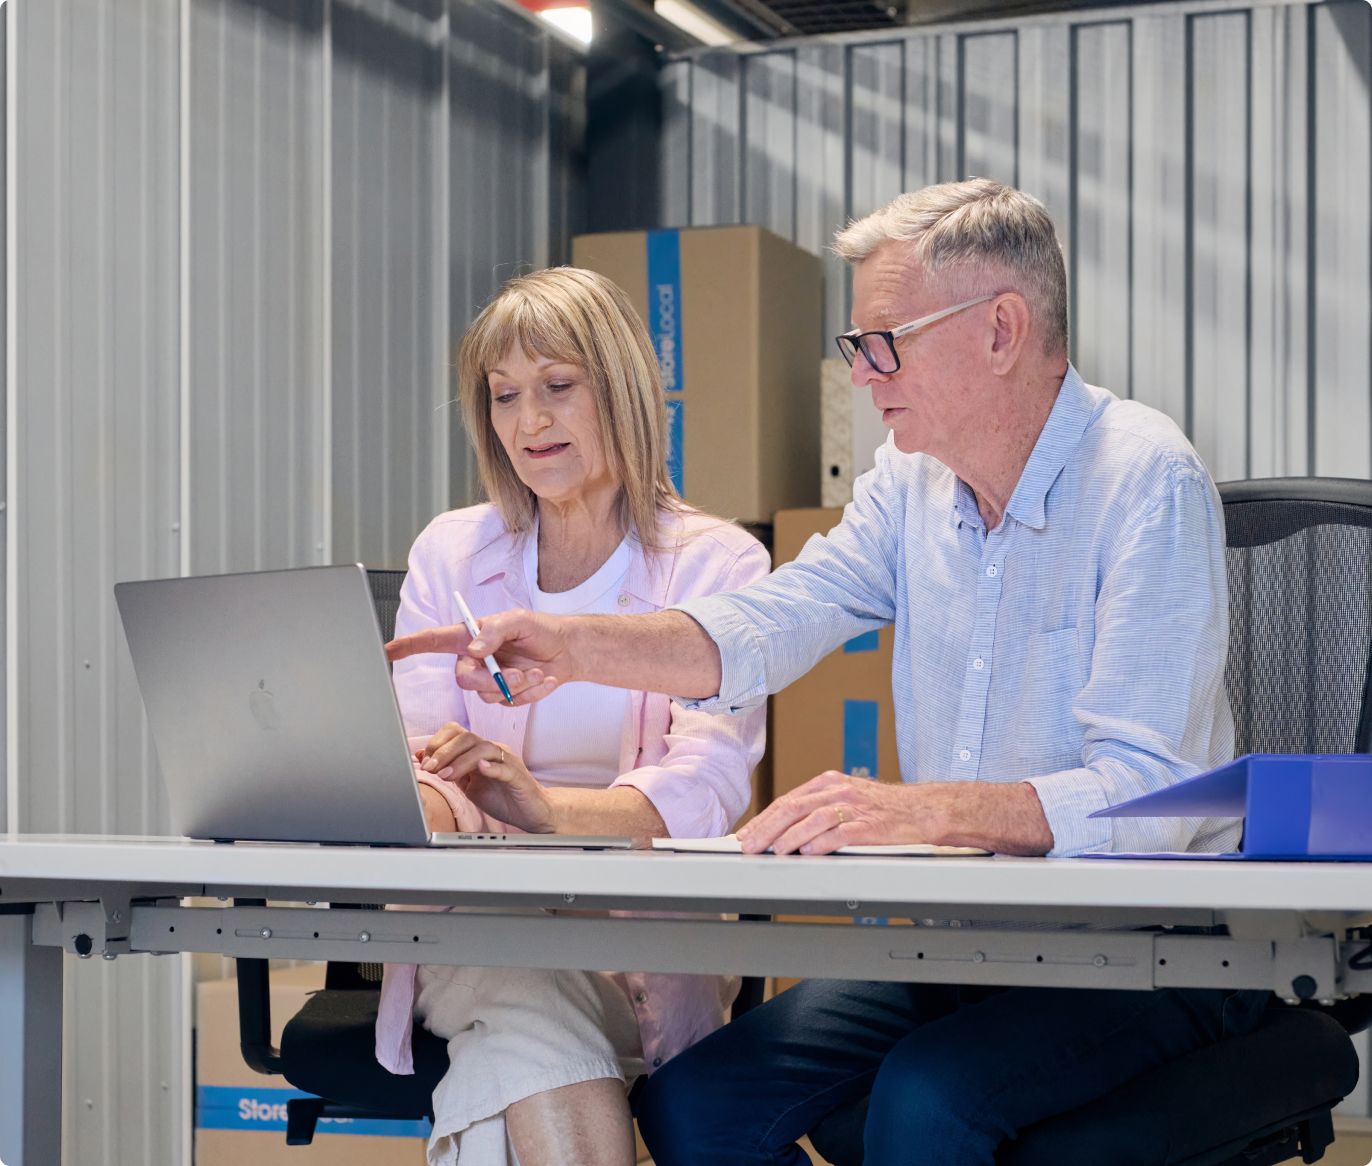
[614,0,1158,45]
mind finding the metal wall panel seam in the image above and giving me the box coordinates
[956,31,964,176]
[1071,23,1132,395]
[0,0,7,840]
[434,4,451,518]
[179,0,191,577]
[1184,11,1194,440]
[1188,11,1251,479]
[97,0,112,838]
[1310,0,1372,479]
[1128,19,1134,401]
[4,0,16,835]
[1068,22,1078,364]
[936,32,958,181]
[1304,1,1317,476]
[322,0,333,565]
[1243,8,1253,476]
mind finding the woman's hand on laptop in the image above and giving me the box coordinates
[417,723,556,834]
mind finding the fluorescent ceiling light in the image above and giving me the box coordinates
[540,6,592,43]
[654,0,739,45]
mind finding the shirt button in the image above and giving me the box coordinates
[959,748,971,761]
[635,991,648,1003]
[618,594,630,606]
[973,658,984,670]
[653,1057,663,1068]
[986,565,998,577]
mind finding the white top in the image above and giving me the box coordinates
[520,533,633,788]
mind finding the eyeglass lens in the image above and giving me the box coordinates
[837,332,899,373]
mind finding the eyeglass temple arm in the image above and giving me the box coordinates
[890,294,996,339]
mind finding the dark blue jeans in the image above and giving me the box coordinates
[637,979,1271,1166]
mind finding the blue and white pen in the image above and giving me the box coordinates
[452,588,516,705]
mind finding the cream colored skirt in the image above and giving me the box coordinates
[413,964,646,1166]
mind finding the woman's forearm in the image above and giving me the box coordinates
[546,785,668,838]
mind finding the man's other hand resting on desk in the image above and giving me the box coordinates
[738,770,1054,856]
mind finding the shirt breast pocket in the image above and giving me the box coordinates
[1015,627,1083,764]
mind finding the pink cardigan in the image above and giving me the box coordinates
[375,503,769,1077]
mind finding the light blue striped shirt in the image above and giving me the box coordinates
[676,367,1238,856]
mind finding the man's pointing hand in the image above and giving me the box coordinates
[386,608,572,706]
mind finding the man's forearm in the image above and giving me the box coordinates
[566,610,723,699]
[923,781,1054,856]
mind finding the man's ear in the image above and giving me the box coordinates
[987,293,1032,376]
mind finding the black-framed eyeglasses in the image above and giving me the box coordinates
[835,295,996,373]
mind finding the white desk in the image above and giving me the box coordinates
[3,835,1371,1166]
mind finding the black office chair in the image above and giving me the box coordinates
[806,477,1372,1166]
[236,568,768,1144]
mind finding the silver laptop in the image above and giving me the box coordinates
[114,564,630,850]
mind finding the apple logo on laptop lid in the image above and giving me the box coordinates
[248,679,280,731]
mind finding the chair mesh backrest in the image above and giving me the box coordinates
[1223,496,1372,756]
[366,569,407,644]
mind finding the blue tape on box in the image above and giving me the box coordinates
[843,699,879,780]
[648,230,684,496]
[664,397,684,496]
[844,631,880,653]
[646,230,683,394]
[196,1085,431,1138]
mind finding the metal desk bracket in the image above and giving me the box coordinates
[32,892,177,960]
[22,901,1360,998]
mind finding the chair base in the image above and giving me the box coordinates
[1193,1110,1334,1166]
[284,1097,427,1147]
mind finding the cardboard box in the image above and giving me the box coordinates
[571,226,823,525]
[770,508,900,802]
[196,964,428,1165]
[821,357,889,509]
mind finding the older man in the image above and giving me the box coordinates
[391,179,1267,1164]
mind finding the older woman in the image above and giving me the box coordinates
[377,267,768,1166]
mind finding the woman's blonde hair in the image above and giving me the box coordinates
[456,267,686,555]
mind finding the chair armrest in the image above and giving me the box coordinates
[234,898,283,1075]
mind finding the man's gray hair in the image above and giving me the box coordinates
[834,178,1069,356]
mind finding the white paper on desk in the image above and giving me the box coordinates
[653,835,990,857]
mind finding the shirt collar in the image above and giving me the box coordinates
[1001,364,1094,532]
[468,513,672,609]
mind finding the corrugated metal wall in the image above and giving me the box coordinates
[8,3,186,1162]
[5,0,584,1160]
[660,0,1372,483]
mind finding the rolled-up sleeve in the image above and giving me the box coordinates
[674,459,902,715]
[614,702,765,837]
[1026,470,1233,855]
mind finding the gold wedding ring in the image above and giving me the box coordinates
[498,749,505,764]
[837,808,845,826]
